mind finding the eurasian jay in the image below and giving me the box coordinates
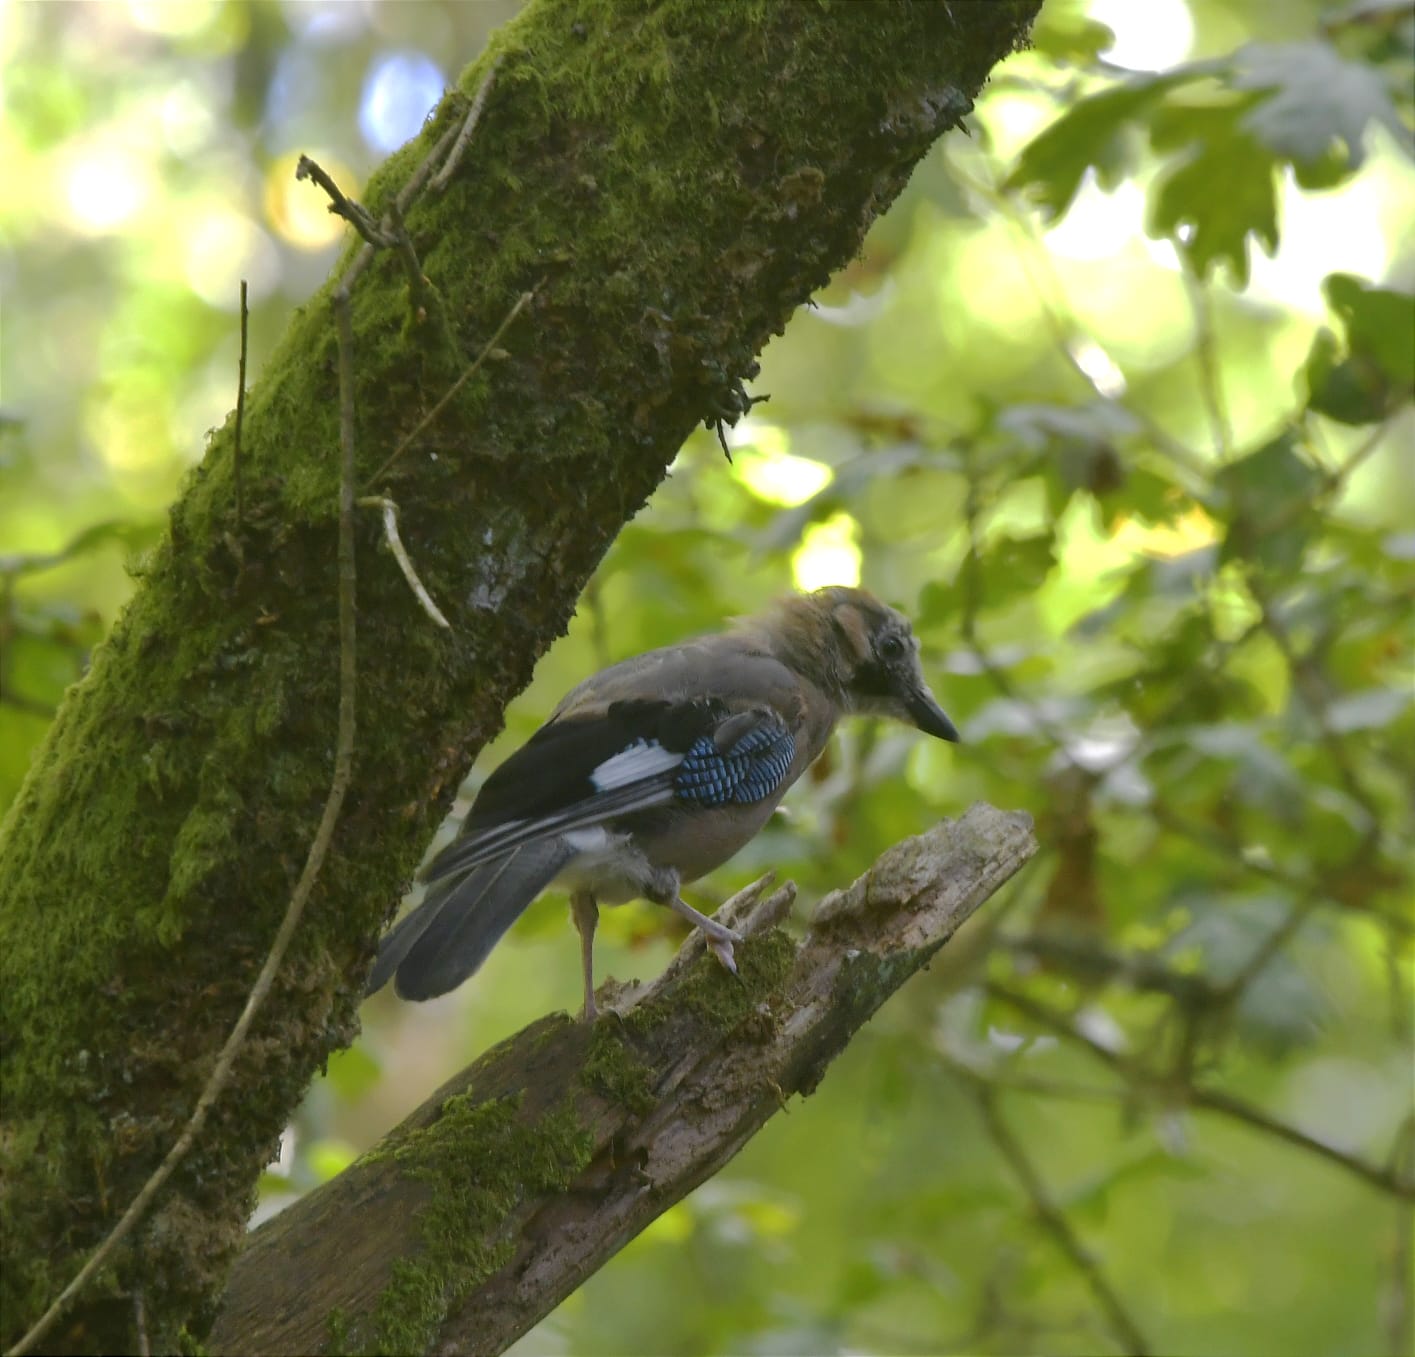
[365,585,958,1019]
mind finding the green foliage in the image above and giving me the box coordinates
[1008,20,1413,281]
[4,2,1413,1356]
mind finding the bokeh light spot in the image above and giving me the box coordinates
[359,51,445,155]
[265,150,354,250]
[733,437,832,508]
[1087,0,1192,71]
[160,81,217,157]
[87,388,174,476]
[64,144,152,234]
[183,209,279,308]
[792,512,861,592]
[1112,505,1220,560]
[125,0,221,38]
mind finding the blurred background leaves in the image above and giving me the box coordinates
[2,1,1412,1355]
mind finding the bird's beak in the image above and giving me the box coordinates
[905,684,960,742]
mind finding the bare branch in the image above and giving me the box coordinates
[972,1082,1152,1356]
[296,155,393,247]
[432,59,501,192]
[233,278,249,530]
[1183,262,1231,459]
[210,805,1038,1357]
[357,496,452,630]
[363,287,536,488]
[988,983,1415,1202]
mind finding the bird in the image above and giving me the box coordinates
[364,585,958,1020]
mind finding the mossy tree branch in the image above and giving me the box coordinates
[210,806,1037,1357]
[0,2,1040,1351]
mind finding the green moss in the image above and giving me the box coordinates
[580,1022,656,1114]
[372,1261,461,1357]
[177,1326,212,1357]
[325,1306,351,1355]
[0,0,1036,1343]
[365,1092,594,1355]
[629,930,798,1036]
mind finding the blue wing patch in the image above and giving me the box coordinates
[674,718,796,807]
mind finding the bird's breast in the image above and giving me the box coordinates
[556,827,657,905]
[554,798,782,905]
[626,799,781,883]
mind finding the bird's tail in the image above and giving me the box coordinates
[365,839,574,1001]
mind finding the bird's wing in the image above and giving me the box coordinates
[549,632,798,718]
[424,691,798,885]
[366,839,577,1000]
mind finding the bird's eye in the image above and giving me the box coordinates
[878,635,906,661]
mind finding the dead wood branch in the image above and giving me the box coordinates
[211,804,1036,1356]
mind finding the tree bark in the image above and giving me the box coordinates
[209,806,1036,1356]
[0,2,1041,1351]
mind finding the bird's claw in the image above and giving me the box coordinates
[699,917,743,946]
[707,931,745,981]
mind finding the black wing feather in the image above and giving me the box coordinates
[424,698,798,887]
[425,699,730,884]
[464,698,724,828]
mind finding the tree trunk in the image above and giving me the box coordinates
[0,2,1041,1352]
[210,807,1036,1356]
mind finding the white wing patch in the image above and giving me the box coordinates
[590,739,683,791]
[561,826,611,853]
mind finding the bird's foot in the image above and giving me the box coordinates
[666,894,743,945]
[706,931,742,978]
[581,986,627,1025]
[657,893,745,981]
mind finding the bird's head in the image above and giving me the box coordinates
[761,586,959,742]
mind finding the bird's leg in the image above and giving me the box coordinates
[570,890,600,1022]
[643,868,745,976]
[663,894,744,977]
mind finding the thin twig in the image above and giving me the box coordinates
[1247,572,1382,835]
[234,279,249,530]
[972,1082,1152,1356]
[1212,892,1320,1005]
[295,155,392,247]
[432,58,501,192]
[386,198,431,305]
[1184,262,1231,458]
[1146,803,1408,936]
[298,156,431,305]
[5,254,364,1357]
[299,109,463,308]
[1389,1115,1415,1357]
[362,287,535,488]
[1244,414,1397,544]
[393,117,465,217]
[987,983,1415,1201]
[0,689,55,717]
[1001,931,1219,1009]
[942,1061,1140,1109]
[132,1290,150,1357]
[1197,1085,1413,1200]
[357,496,451,629]
[341,116,464,298]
